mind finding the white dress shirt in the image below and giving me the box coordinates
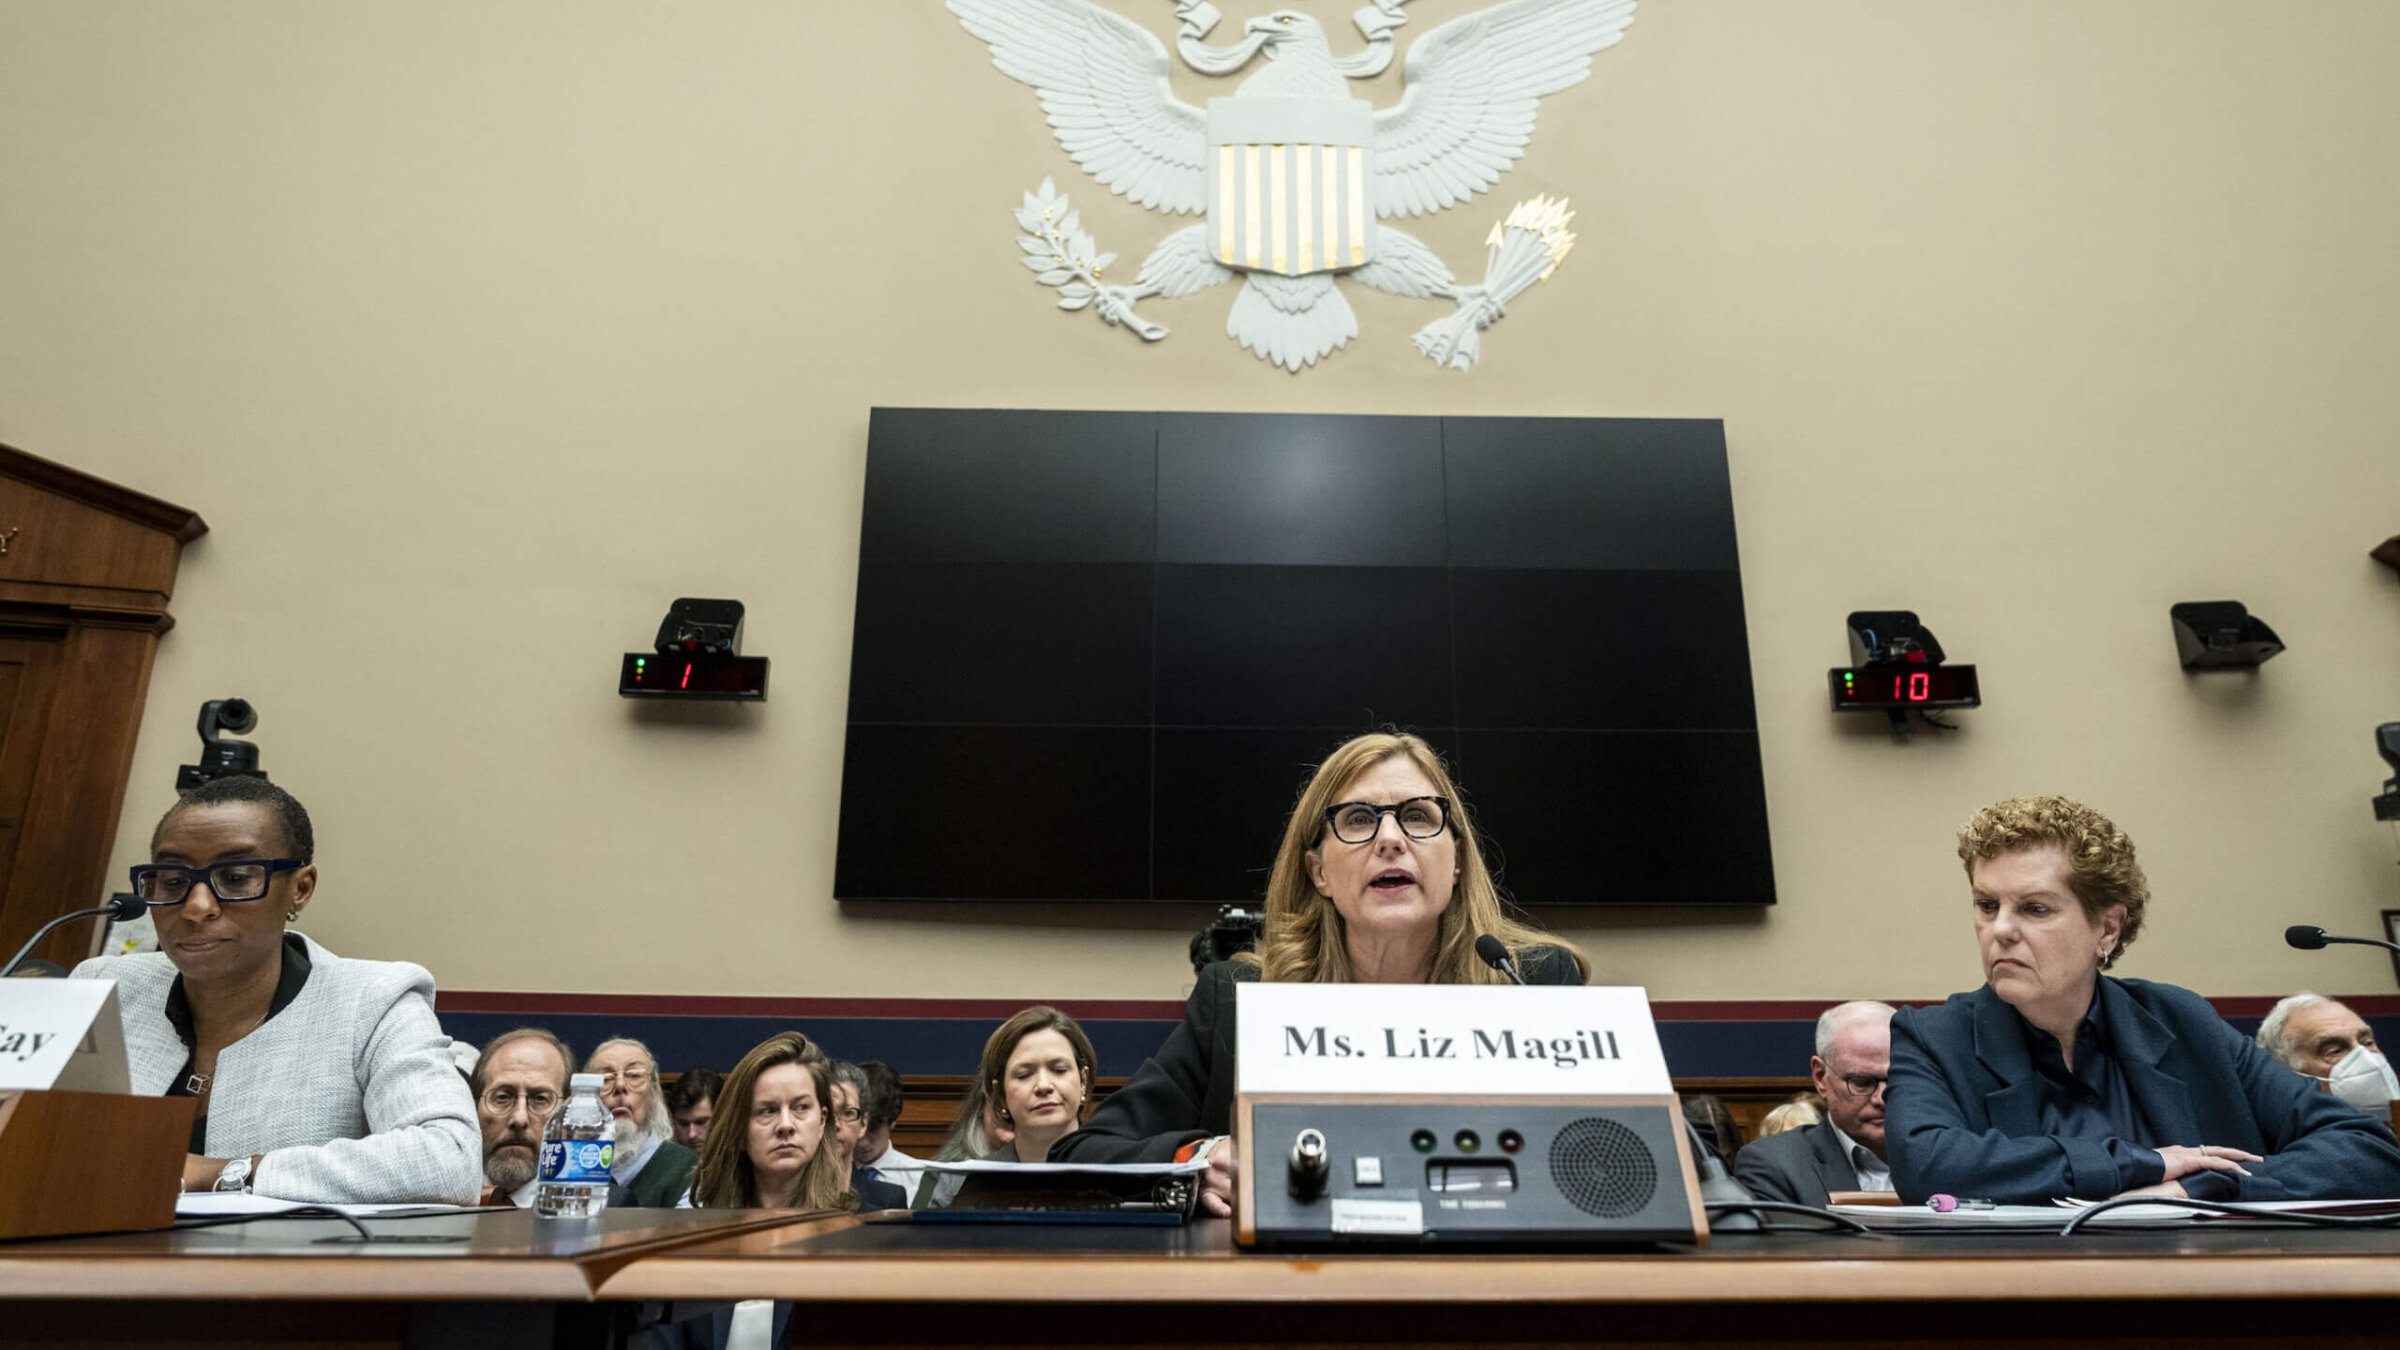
[858,1142,925,1198]
[1829,1121,1895,1192]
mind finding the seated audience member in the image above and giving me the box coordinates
[1755,1099,1822,1139]
[1682,1094,1743,1164]
[70,776,479,1204]
[1735,1002,1896,1205]
[853,1060,924,1198]
[668,1033,856,1350]
[983,1007,1098,1163]
[828,1060,910,1210]
[686,1031,857,1211]
[586,1038,700,1207]
[471,1028,573,1206]
[1057,732,1586,1216]
[914,1073,1013,1209]
[2257,993,2398,1113]
[913,1009,1099,1210]
[666,1067,723,1151]
[1889,796,2400,1204]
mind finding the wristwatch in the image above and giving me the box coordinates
[213,1156,255,1194]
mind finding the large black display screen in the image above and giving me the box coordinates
[835,409,1774,907]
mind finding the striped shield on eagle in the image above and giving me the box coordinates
[1206,97,1377,277]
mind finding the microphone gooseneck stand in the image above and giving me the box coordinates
[2,894,146,977]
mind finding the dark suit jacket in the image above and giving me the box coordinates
[1730,1120,1861,1208]
[653,1301,792,1350]
[1888,977,2400,1204]
[852,1168,909,1212]
[1053,947,1586,1165]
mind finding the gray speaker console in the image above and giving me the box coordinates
[1236,1096,1705,1249]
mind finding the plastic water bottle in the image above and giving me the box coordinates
[535,1072,614,1219]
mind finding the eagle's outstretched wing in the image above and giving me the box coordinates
[949,0,1211,215]
[1372,0,1637,219]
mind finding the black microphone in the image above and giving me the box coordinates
[2285,924,2400,957]
[1475,934,1526,986]
[2,893,146,978]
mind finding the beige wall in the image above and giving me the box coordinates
[3,1,2396,1002]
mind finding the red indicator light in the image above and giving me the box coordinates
[680,664,693,690]
[1909,672,1930,701]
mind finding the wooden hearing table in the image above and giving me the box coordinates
[10,1207,2400,1348]
[0,1204,806,1349]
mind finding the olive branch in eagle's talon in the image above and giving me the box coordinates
[1013,178,1167,341]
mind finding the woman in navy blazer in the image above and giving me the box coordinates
[1888,796,2400,1205]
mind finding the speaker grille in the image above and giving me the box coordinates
[1547,1118,1658,1218]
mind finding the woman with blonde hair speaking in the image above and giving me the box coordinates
[1054,731,1586,1214]
[684,1031,857,1212]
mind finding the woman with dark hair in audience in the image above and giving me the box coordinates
[915,1007,1099,1209]
[1681,1094,1744,1164]
[1055,731,1587,1215]
[684,1031,857,1212]
[71,775,480,1204]
[982,1006,1098,1162]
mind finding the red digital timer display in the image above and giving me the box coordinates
[1828,664,1979,712]
[619,652,770,701]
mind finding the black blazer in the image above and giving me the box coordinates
[1053,947,1585,1165]
[1888,977,2400,1204]
[1730,1120,1860,1209]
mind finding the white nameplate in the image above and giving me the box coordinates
[1235,983,1672,1096]
[0,980,132,1093]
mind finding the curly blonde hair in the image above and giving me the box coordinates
[1242,731,1586,985]
[1956,796,2148,969]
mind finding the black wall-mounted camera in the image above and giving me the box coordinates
[1196,905,1264,967]
[176,698,265,790]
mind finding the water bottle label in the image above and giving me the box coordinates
[539,1139,615,1185]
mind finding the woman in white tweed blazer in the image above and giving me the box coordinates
[70,776,481,1205]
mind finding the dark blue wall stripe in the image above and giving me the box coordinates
[439,1010,2400,1083]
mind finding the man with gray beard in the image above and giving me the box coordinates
[586,1037,700,1207]
[470,1029,574,1206]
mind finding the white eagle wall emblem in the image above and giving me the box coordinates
[950,0,1637,372]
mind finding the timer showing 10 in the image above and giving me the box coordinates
[1828,664,1980,712]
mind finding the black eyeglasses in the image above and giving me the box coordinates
[1835,1073,1888,1098]
[1322,797,1451,845]
[130,858,307,907]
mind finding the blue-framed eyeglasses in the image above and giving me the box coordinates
[131,858,307,907]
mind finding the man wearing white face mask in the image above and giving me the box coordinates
[2258,993,2400,1113]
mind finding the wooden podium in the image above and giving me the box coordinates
[0,1089,192,1240]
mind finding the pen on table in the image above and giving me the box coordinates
[1927,1194,1996,1213]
